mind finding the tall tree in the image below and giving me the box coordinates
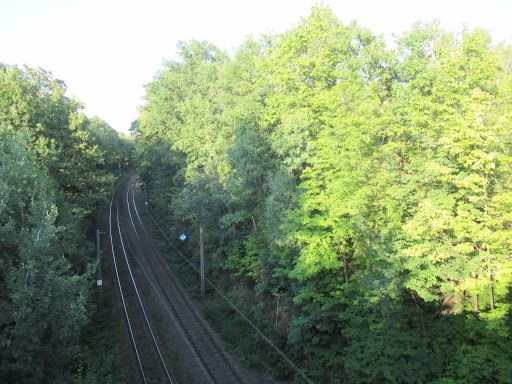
[133,8,512,383]
[0,129,89,383]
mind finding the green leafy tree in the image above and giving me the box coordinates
[1,64,128,383]
[133,8,512,383]
[0,129,89,384]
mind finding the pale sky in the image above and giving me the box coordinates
[1,0,511,133]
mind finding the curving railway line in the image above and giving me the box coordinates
[108,175,258,384]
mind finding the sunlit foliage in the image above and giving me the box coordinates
[135,7,511,383]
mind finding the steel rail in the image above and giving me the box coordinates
[132,181,314,384]
[109,183,148,384]
[116,188,175,384]
[127,180,248,384]
[124,178,217,383]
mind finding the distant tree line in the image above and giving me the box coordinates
[133,7,512,383]
[0,65,132,383]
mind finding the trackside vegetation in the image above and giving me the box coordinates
[133,7,512,383]
[0,65,132,383]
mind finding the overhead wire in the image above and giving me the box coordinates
[125,179,216,384]
[135,189,315,384]
[116,200,175,384]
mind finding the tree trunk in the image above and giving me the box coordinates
[274,295,280,331]
[342,254,349,284]
[489,278,495,310]
[251,215,257,232]
[470,271,479,313]
[472,292,479,313]
[411,292,426,334]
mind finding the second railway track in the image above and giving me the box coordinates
[109,175,257,384]
[109,179,176,383]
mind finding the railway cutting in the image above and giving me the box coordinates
[108,175,262,384]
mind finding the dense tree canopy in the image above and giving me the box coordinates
[134,7,511,383]
[0,65,131,383]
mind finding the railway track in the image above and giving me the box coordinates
[109,179,175,383]
[109,175,257,384]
